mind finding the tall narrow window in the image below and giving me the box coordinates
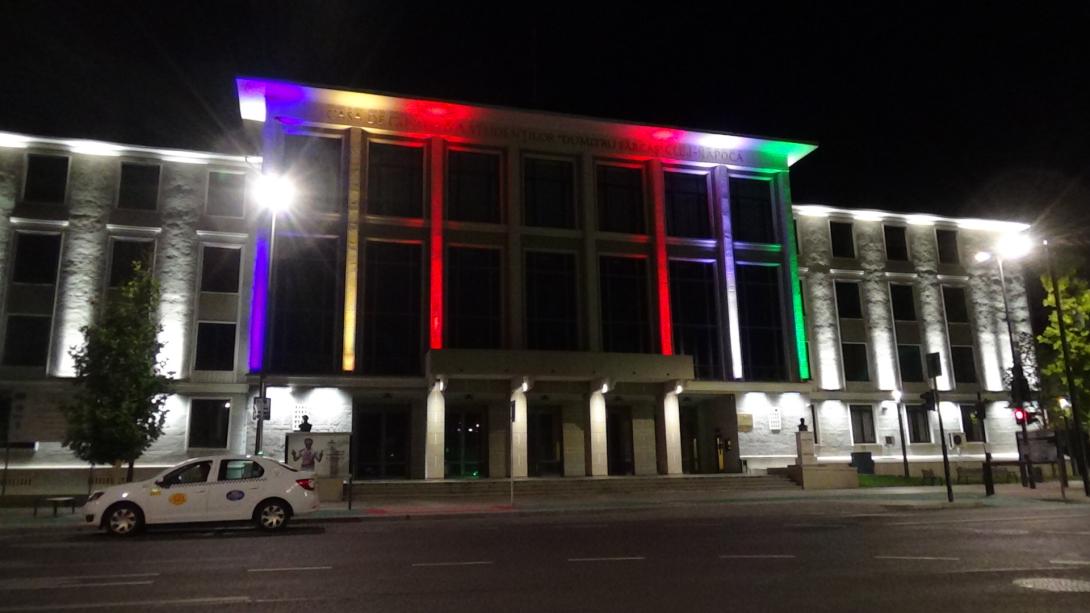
[3,233,62,367]
[961,404,986,442]
[23,154,68,204]
[884,225,909,261]
[897,345,925,382]
[446,247,501,349]
[284,134,343,212]
[270,236,340,373]
[206,171,245,217]
[447,150,501,223]
[367,142,424,218]
[524,158,575,229]
[599,256,650,353]
[841,343,870,382]
[942,286,969,323]
[188,399,230,448]
[737,264,786,380]
[525,251,578,350]
[118,163,160,210]
[889,284,917,321]
[729,177,776,243]
[936,229,959,264]
[200,246,241,293]
[664,171,712,238]
[363,242,423,374]
[850,405,877,444]
[830,221,855,258]
[597,165,645,234]
[670,260,722,379]
[835,281,863,319]
[906,405,931,443]
[194,323,236,371]
[12,233,62,285]
[950,345,978,385]
[109,239,155,287]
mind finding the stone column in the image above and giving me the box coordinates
[585,391,608,476]
[655,392,683,475]
[425,387,446,480]
[488,403,508,479]
[631,403,657,475]
[509,390,528,478]
[562,402,587,477]
[156,162,203,380]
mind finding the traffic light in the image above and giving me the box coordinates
[1013,406,1027,425]
[920,390,936,411]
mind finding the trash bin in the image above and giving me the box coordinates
[850,451,875,474]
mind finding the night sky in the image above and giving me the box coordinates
[3,2,1089,243]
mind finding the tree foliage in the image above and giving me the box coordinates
[1037,271,1090,429]
[60,262,172,468]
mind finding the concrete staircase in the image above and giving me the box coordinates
[346,473,798,502]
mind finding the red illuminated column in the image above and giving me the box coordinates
[649,160,673,355]
[429,137,445,349]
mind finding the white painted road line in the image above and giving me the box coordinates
[1051,560,1090,566]
[411,561,494,567]
[247,566,333,573]
[719,554,796,559]
[0,596,252,611]
[568,557,645,563]
[60,581,154,589]
[888,513,1090,527]
[56,573,160,581]
[874,555,960,561]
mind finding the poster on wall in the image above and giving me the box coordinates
[284,432,351,478]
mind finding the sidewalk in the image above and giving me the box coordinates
[2,481,1085,531]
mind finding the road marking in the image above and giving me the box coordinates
[62,581,154,588]
[568,556,645,562]
[1051,560,1090,566]
[247,566,332,573]
[719,554,796,559]
[874,555,960,561]
[411,561,494,567]
[888,513,1090,527]
[0,573,159,591]
[55,573,160,581]
[951,565,1090,574]
[0,596,251,611]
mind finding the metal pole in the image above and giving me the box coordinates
[997,257,1034,488]
[509,398,515,507]
[254,209,278,456]
[1044,240,1090,496]
[897,400,910,479]
[933,377,954,503]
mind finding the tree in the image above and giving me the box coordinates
[61,262,172,483]
[1038,270,1090,430]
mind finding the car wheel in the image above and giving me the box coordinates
[104,503,143,537]
[254,499,292,531]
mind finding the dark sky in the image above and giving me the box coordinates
[3,1,1089,242]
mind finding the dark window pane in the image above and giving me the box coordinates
[219,459,264,480]
[367,142,424,218]
[194,323,236,371]
[284,135,343,212]
[890,284,916,321]
[270,236,340,373]
[524,158,575,229]
[447,247,501,348]
[109,240,154,287]
[664,172,712,238]
[526,251,578,350]
[830,222,855,258]
[670,260,722,379]
[842,343,870,382]
[729,177,776,243]
[835,281,863,319]
[188,400,229,448]
[162,460,213,484]
[447,150,500,223]
[118,163,160,210]
[207,171,245,217]
[907,405,931,443]
[597,165,645,234]
[363,242,422,375]
[936,229,959,264]
[737,264,786,380]
[2,315,51,366]
[961,404,985,442]
[600,256,650,353]
[200,246,241,293]
[943,286,969,323]
[12,233,61,284]
[850,405,876,444]
[884,225,908,261]
[23,154,68,204]
[898,345,925,382]
[951,345,977,385]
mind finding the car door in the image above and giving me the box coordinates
[143,460,212,524]
[206,459,268,521]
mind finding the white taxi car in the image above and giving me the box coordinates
[83,455,320,536]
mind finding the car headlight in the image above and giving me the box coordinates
[86,491,104,503]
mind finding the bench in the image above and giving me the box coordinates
[34,496,77,517]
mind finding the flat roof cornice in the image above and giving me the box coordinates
[794,203,1030,232]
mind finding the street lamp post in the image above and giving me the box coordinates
[1043,239,1090,496]
[893,390,910,479]
[252,174,294,456]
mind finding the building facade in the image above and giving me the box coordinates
[0,78,1033,489]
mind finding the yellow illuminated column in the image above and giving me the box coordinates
[425,385,446,480]
[341,129,363,371]
[586,390,608,476]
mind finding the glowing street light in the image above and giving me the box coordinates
[253,173,295,213]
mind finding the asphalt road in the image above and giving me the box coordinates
[0,500,1088,612]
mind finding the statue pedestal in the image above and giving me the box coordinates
[796,432,817,466]
[787,431,858,490]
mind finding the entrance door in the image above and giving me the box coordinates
[353,406,410,479]
[680,404,702,474]
[606,406,634,476]
[528,406,563,477]
[445,407,487,478]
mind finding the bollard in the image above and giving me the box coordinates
[982,452,995,496]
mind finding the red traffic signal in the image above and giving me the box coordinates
[1013,407,1027,425]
